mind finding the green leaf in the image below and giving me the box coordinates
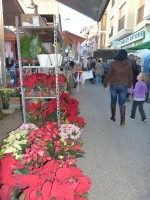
[13,167,29,174]
[36,191,42,196]
[75,153,84,158]
[46,142,55,158]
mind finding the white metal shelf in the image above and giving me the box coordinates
[25,96,56,99]
[22,66,55,69]
[15,15,62,125]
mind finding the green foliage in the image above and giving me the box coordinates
[30,35,42,59]
[20,34,31,60]
[41,45,48,54]
[0,88,15,104]
[13,167,29,175]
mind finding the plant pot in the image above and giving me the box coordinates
[22,59,30,65]
[3,103,9,109]
[44,89,50,96]
[37,54,49,66]
[30,59,39,65]
[49,54,56,66]
[24,91,31,97]
[57,54,62,66]
[37,91,44,97]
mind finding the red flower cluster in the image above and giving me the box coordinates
[23,121,84,168]
[0,154,91,200]
[0,121,91,200]
[42,93,85,127]
[22,73,67,91]
[26,100,42,125]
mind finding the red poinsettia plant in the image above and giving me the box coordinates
[25,99,43,126]
[22,73,37,91]
[0,122,91,200]
[22,73,67,93]
[42,93,85,127]
[0,154,91,200]
[23,121,84,167]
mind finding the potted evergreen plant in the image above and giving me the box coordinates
[30,35,42,65]
[20,34,31,64]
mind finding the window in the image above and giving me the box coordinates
[137,0,145,24]
[112,0,115,7]
[101,14,107,26]
[109,16,114,37]
[118,3,126,31]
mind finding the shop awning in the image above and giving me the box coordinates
[56,0,110,22]
[94,49,119,59]
[126,41,150,50]
[60,31,85,46]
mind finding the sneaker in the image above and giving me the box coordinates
[126,98,131,103]
[130,116,135,120]
[142,119,147,124]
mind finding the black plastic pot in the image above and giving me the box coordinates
[3,103,9,109]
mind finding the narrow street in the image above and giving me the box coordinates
[71,80,150,200]
[1,80,150,200]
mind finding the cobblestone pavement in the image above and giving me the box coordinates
[1,81,150,200]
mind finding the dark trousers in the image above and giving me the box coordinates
[131,100,146,120]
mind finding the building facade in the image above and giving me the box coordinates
[106,0,150,64]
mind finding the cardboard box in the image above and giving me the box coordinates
[9,97,21,105]
[20,14,46,27]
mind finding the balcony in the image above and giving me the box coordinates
[112,0,115,7]
[137,5,144,24]
[109,26,113,38]
[118,15,125,32]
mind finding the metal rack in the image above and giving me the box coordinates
[15,15,63,125]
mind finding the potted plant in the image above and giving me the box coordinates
[30,35,42,65]
[20,34,31,64]
[37,44,50,66]
[0,88,15,109]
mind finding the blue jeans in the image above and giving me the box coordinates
[145,75,150,101]
[110,84,128,106]
[96,75,101,85]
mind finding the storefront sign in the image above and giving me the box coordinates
[113,29,145,47]
[144,0,150,19]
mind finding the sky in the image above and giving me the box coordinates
[59,3,97,37]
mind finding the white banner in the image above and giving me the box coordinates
[82,70,93,80]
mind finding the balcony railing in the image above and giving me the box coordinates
[118,15,125,31]
[109,26,113,38]
[137,5,144,24]
[112,0,115,7]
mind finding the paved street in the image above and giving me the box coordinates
[71,80,150,200]
[1,80,150,200]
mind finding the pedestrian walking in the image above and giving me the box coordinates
[143,54,150,102]
[103,49,133,125]
[95,59,104,85]
[102,59,109,83]
[128,72,149,123]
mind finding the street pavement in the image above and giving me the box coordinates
[71,80,150,200]
[0,80,150,200]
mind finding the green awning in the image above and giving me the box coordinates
[126,40,150,50]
